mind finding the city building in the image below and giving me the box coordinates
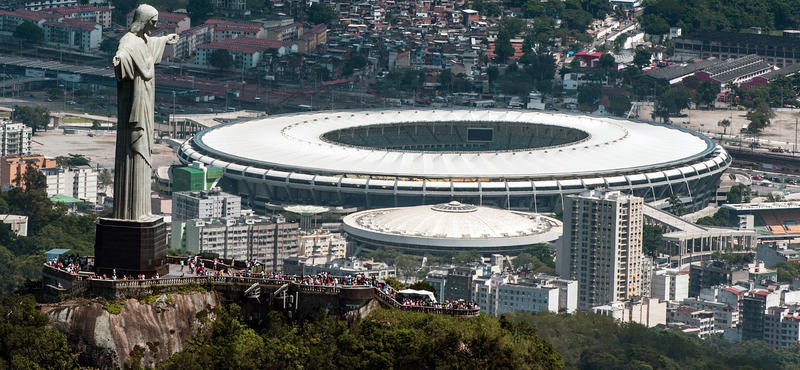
[643,205,756,266]
[172,189,241,222]
[741,289,782,342]
[668,306,720,339]
[0,214,28,236]
[690,261,777,297]
[282,257,396,279]
[297,230,347,260]
[205,19,264,42]
[651,269,690,302]
[343,201,562,257]
[681,297,739,331]
[0,120,32,157]
[9,0,77,11]
[757,241,800,268]
[447,266,480,302]
[42,18,101,52]
[48,4,111,28]
[764,306,800,349]
[172,215,298,271]
[674,31,800,68]
[297,24,327,53]
[0,154,55,187]
[471,274,577,315]
[592,297,667,328]
[558,189,644,310]
[40,165,98,204]
[177,110,729,213]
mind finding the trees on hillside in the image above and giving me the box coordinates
[307,3,337,24]
[187,0,214,26]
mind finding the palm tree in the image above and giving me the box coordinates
[668,194,685,216]
[718,118,731,136]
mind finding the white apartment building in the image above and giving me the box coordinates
[652,268,690,302]
[681,297,740,331]
[0,121,32,157]
[764,306,800,349]
[172,215,299,271]
[592,297,667,327]
[558,189,644,310]
[472,274,578,316]
[9,0,77,11]
[172,189,241,222]
[40,165,97,204]
[669,306,720,339]
[298,230,347,259]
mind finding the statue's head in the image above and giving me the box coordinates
[130,4,159,35]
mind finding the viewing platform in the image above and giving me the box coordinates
[40,257,480,319]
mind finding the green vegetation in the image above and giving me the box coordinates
[507,311,800,370]
[640,0,800,34]
[0,295,75,369]
[774,261,800,283]
[727,184,753,204]
[0,165,97,294]
[696,208,735,227]
[642,225,663,257]
[307,3,338,24]
[13,105,50,134]
[13,21,43,44]
[156,305,563,370]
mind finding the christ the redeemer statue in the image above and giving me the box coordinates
[112,4,178,220]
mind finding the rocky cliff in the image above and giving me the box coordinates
[42,291,221,369]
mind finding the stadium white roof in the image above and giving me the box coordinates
[342,201,562,247]
[191,109,715,180]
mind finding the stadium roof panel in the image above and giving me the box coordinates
[192,109,715,181]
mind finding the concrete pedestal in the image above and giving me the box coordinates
[94,217,169,278]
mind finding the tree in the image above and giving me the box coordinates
[718,118,731,135]
[638,14,670,35]
[47,88,64,99]
[695,81,720,108]
[642,225,662,257]
[13,105,49,134]
[667,193,684,216]
[13,21,43,43]
[745,103,774,133]
[453,250,481,265]
[727,183,752,204]
[598,53,616,70]
[655,86,692,118]
[209,49,234,71]
[633,49,652,70]
[487,66,500,82]
[494,31,514,62]
[187,0,214,26]
[577,83,601,107]
[498,17,527,36]
[608,93,632,116]
[99,37,119,54]
[307,3,338,24]
[98,168,113,193]
[343,54,369,76]
[55,153,90,167]
[613,34,628,52]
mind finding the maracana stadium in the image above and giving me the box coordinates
[176,109,730,213]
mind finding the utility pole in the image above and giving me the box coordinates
[172,91,176,138]
[795,118,798,157]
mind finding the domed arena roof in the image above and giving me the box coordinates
[342,202,562,256]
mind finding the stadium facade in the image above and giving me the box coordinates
[176,109,731,213]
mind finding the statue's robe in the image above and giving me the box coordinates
[113,32,168,220]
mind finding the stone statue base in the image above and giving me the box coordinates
[94,216,169,278]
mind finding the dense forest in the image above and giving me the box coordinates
[7,293,800,370]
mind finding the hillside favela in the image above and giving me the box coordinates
[10,0,800,368]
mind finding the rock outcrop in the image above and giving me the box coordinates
[42,291,220,369]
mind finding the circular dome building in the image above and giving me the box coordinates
[341,201,562,257]
[177,109,730,213]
